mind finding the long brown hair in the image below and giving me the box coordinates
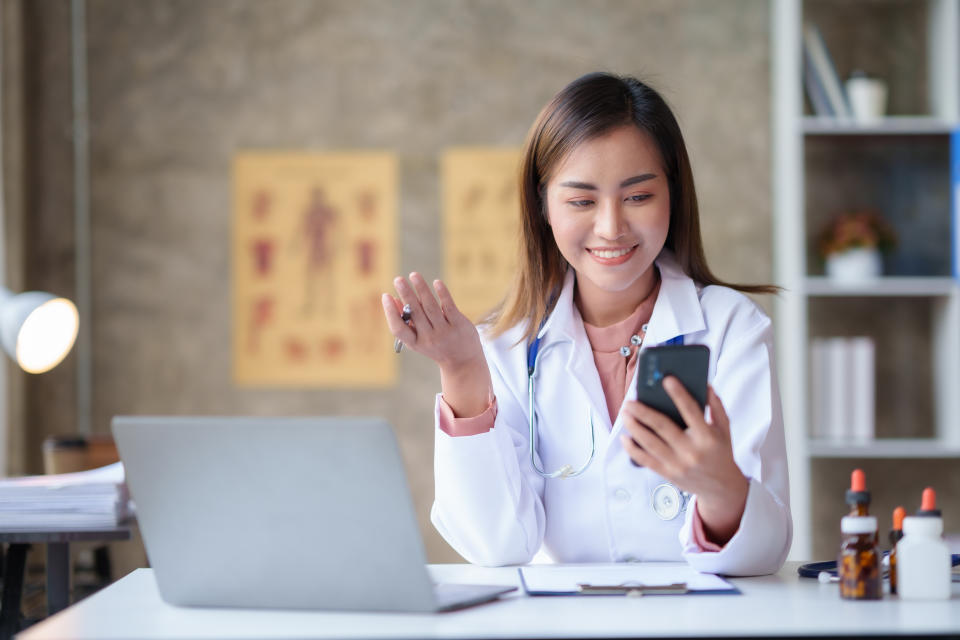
[487,72,777,343]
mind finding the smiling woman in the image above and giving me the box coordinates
[381,72,791,576]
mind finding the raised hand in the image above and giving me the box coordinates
[381,272,492,418]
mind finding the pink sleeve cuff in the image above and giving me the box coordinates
[690,502,724,553]
[437,393,497,437]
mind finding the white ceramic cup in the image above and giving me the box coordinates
[845,77,887,123]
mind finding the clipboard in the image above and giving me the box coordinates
[517,565,741,597]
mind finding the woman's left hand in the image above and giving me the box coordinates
[620,378,748,545]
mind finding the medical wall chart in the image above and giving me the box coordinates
[232,151,398,387]
[442,148,521,323]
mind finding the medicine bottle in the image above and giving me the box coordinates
[897,488,950,600]
[887,506,905,595]
[838,515,881,600]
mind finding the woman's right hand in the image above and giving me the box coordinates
[381,272,492,418]
[381,272,483,368]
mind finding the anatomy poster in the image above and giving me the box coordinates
[442,148,521,323]
[232,151,397,387]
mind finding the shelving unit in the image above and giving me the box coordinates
[772,0,960,560]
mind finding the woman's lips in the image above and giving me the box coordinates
[586,245,638,266]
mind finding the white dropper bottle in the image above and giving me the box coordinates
[897,487,951,600]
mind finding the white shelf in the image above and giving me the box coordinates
[773,0,960,561]
[802,116,957,135]
[803,276,958,297]
[809,438,960,459]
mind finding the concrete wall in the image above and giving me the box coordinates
[20,0,772,562]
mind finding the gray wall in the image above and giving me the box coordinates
[20,0,772,562]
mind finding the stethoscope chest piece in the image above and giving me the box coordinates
[651,483,688,520]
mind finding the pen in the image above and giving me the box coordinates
[394,304,413,353]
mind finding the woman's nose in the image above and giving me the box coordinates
[594,200,626,239]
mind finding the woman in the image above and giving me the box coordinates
[382,72,791,576]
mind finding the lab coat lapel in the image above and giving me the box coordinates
[641,250,706,347]
[539,269,612,433]
[610,250,706,440]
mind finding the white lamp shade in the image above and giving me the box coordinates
[0,289,79,374]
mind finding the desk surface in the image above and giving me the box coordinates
[16,562,960,639]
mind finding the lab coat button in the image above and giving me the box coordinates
[613,488,630,503]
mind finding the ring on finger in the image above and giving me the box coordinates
[394,304,413,354]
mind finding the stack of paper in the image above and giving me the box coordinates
[0,462,130,530]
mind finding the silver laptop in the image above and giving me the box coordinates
[112,416,515,612]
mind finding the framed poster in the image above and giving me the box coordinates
[442,147,521,323]
[232,151,397,387]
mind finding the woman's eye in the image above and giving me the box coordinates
[626,194,652,203]
[568,200,593,208]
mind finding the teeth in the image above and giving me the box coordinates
[592,247,632,259]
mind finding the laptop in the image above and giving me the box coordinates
[112,416,515,612]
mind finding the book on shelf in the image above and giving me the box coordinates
[810,337,875,443]
[0,461,130,530]
[802,23,851,119]
[803,45,833,117]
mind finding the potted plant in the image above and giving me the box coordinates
[818,211,897,282]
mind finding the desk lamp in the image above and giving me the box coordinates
[0,288,79,374]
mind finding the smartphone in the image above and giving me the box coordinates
[635,345,710,429]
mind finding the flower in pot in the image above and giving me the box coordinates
[818,211,897,282]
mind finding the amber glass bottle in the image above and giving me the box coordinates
[838,515,881,600]
[888,506,905,595]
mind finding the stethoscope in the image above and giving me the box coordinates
[526,324,689,520]
[797,554,960,582]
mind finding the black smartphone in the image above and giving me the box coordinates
[635,345,710,429]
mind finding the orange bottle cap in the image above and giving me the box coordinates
[892,506,905,530]
[850,469,866,492]
[921,487,936,511]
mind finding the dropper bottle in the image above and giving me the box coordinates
[837,468,881,599]
[888,506,905,595]
[897,488,950,600]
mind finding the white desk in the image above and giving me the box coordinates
[16,562,960,639]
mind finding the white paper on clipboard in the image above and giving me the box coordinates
[518,563,737,594]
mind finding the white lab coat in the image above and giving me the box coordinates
[431,249,791,576]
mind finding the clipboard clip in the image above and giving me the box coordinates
[577,582,688,597]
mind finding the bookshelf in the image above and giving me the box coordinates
[772,0,960,560]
